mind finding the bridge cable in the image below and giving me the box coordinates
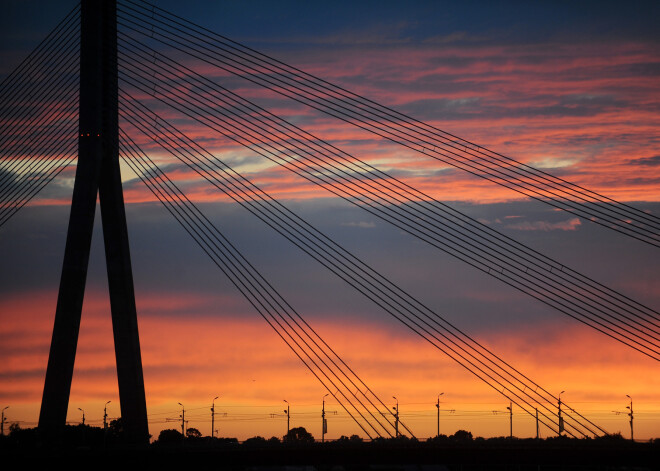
[115,45,660,361]
[120,139,382,439]
[0,14,79,129]
[117,100,600,442]
[0,134,77,228]
[0,0,628,438]
[0,13,79,214]
[0,77,78,210]
[119,94,607,437]
[118,116,568,440]
[0,4,79,101]
[118,0,660,240]
[114,53,660,364]
[0,24,78,159]
[0,87,78,215]
[0,81,79,201]
[0,115,78,215]
[118,130,402,439]
[116,0,660,247]
[109,21,658,336]
[113,34,660,332]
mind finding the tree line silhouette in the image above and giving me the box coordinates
[1,420,654,450]
[2,422,657,470]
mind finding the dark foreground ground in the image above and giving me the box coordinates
[4,440,659,471]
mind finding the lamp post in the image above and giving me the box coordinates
[1,406,8,436]
[435,392,444,438]
[392,396,399,437]
[558,390,565,436]
[178,402,185,437]
[103,400,111,448]
[211,395,219,438]
[283,400,290,435]
[78,407,86,445]
[103,401,111,430]
[506,402,512,438]
[626,395,633,441]
[535,408,539,439]
[322,393,329,443]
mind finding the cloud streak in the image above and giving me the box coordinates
[506,217,581,232]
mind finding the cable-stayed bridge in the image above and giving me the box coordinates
[1,0,658,444]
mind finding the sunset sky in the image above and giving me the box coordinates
[1,0,659,441]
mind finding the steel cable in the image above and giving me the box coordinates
[0,84,79,200]
[116,0,660,247]
[119,94,606,437]
[119,130,405,439]
[116,48,660,360]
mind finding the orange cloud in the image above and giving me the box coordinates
[2,290,658,440]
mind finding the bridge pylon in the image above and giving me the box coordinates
[38,0,149,444]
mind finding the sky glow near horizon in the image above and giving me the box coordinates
[1,0,659,441]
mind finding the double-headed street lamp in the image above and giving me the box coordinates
[322,393,329,443]
[283,399,290,434]
[1,406,8,436]
[392,396,399,437]
[103,401,111,430]
[178,402,185,437]
[103,400,111,448]
[558,390,565,436]
[211,395,219,438]
[435,392,444,438]
[626,395,634,441]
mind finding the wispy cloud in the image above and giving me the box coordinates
[506,217,582,232]
[341,221,376,228]
[631,155,660,167]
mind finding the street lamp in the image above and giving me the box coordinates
[506,402,512,439]
[178,402,185,437]
[535,407,539,439]
[626,395,633,441]
[558,390,565,436]
[392,396,399,437]
[283,399,290,434]
[211,395,219,438]
[436,392,444,438]
[103,400,111,448]
[322,393,329,443]
[1,406,8,436]
[103,401,111,430]
[78,407,85,426]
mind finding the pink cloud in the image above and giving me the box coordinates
[5,35,658,213]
